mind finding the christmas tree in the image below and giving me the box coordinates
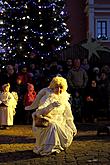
[0,0,6,66]
[1,0,71,64]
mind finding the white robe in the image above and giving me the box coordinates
[32,88,77,155]
[0,91,18,126]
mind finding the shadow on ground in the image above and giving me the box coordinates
[0,150,39,163]
[0,135,35,144]
[76,123,97,131]
[75,134,110,142]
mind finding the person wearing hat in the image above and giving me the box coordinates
[0,83,18,129]
[25,76,77,156]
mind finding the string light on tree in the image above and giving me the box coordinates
[1,0,71,64]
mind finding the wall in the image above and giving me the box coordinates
[66,0,87,45]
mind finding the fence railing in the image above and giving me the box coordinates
[59,44,88,61]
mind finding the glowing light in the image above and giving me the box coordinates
[60,11,64,15]
[53,8,55,11]
[54,28,58,31]
[22,17,26,20]
[27,16,30,19]
[24,25,28,29]
[40,36,43,39]
[39,42,44,46]
[24,4,28,8]
[4,1,8,5]
[19,46,22,49]
[62,23,66,26]
[39,24,42,27]
[0,20,3,25]
[66,29,69,32]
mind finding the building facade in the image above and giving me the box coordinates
[66,0,110,47]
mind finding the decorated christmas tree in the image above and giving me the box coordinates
[1,0,71,64]
[0,0,6,66]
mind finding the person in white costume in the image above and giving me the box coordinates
[0,83,18,129]
[25,76,77,156]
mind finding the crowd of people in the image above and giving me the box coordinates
[0,57,110,126]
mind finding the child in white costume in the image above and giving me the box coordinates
[0,83,18,129]
[25,76,77,156]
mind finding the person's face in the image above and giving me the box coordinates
[6,65,14,75]
[17,79,22,85]
[30,64,35,70]
[4,86,10,92]
[82,58,88,64]
[67,59,72,66]
[74,59,80,68]
[91,80,96,87]
[53,84,63,95]
[75,91,79,97]
[100,73,106,80]
[22,67,27,73]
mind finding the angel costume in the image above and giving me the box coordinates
[26,87,77,155]
[0,91,18,126]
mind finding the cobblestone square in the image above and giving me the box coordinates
[0,123,110,165]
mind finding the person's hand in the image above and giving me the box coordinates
[25,106,28,110]
[52,101,60,107]
[86,96,92,101]
[73,130,77,136]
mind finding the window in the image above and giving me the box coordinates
[97,21,108,40]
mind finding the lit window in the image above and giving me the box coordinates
[97,21,108,40]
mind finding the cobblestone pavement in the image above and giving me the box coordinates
[0,123,110,165]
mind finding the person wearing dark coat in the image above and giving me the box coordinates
[83,80,99,122]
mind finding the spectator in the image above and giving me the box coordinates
[81,58,90,73]
[72,90,83,122]
[67,58,88,95]
[62,58,73,79]
[97,72,109,117]
[83,80,99,123]
[14,75,26,124]
[0,64,17,91]
[24,83,37,124]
